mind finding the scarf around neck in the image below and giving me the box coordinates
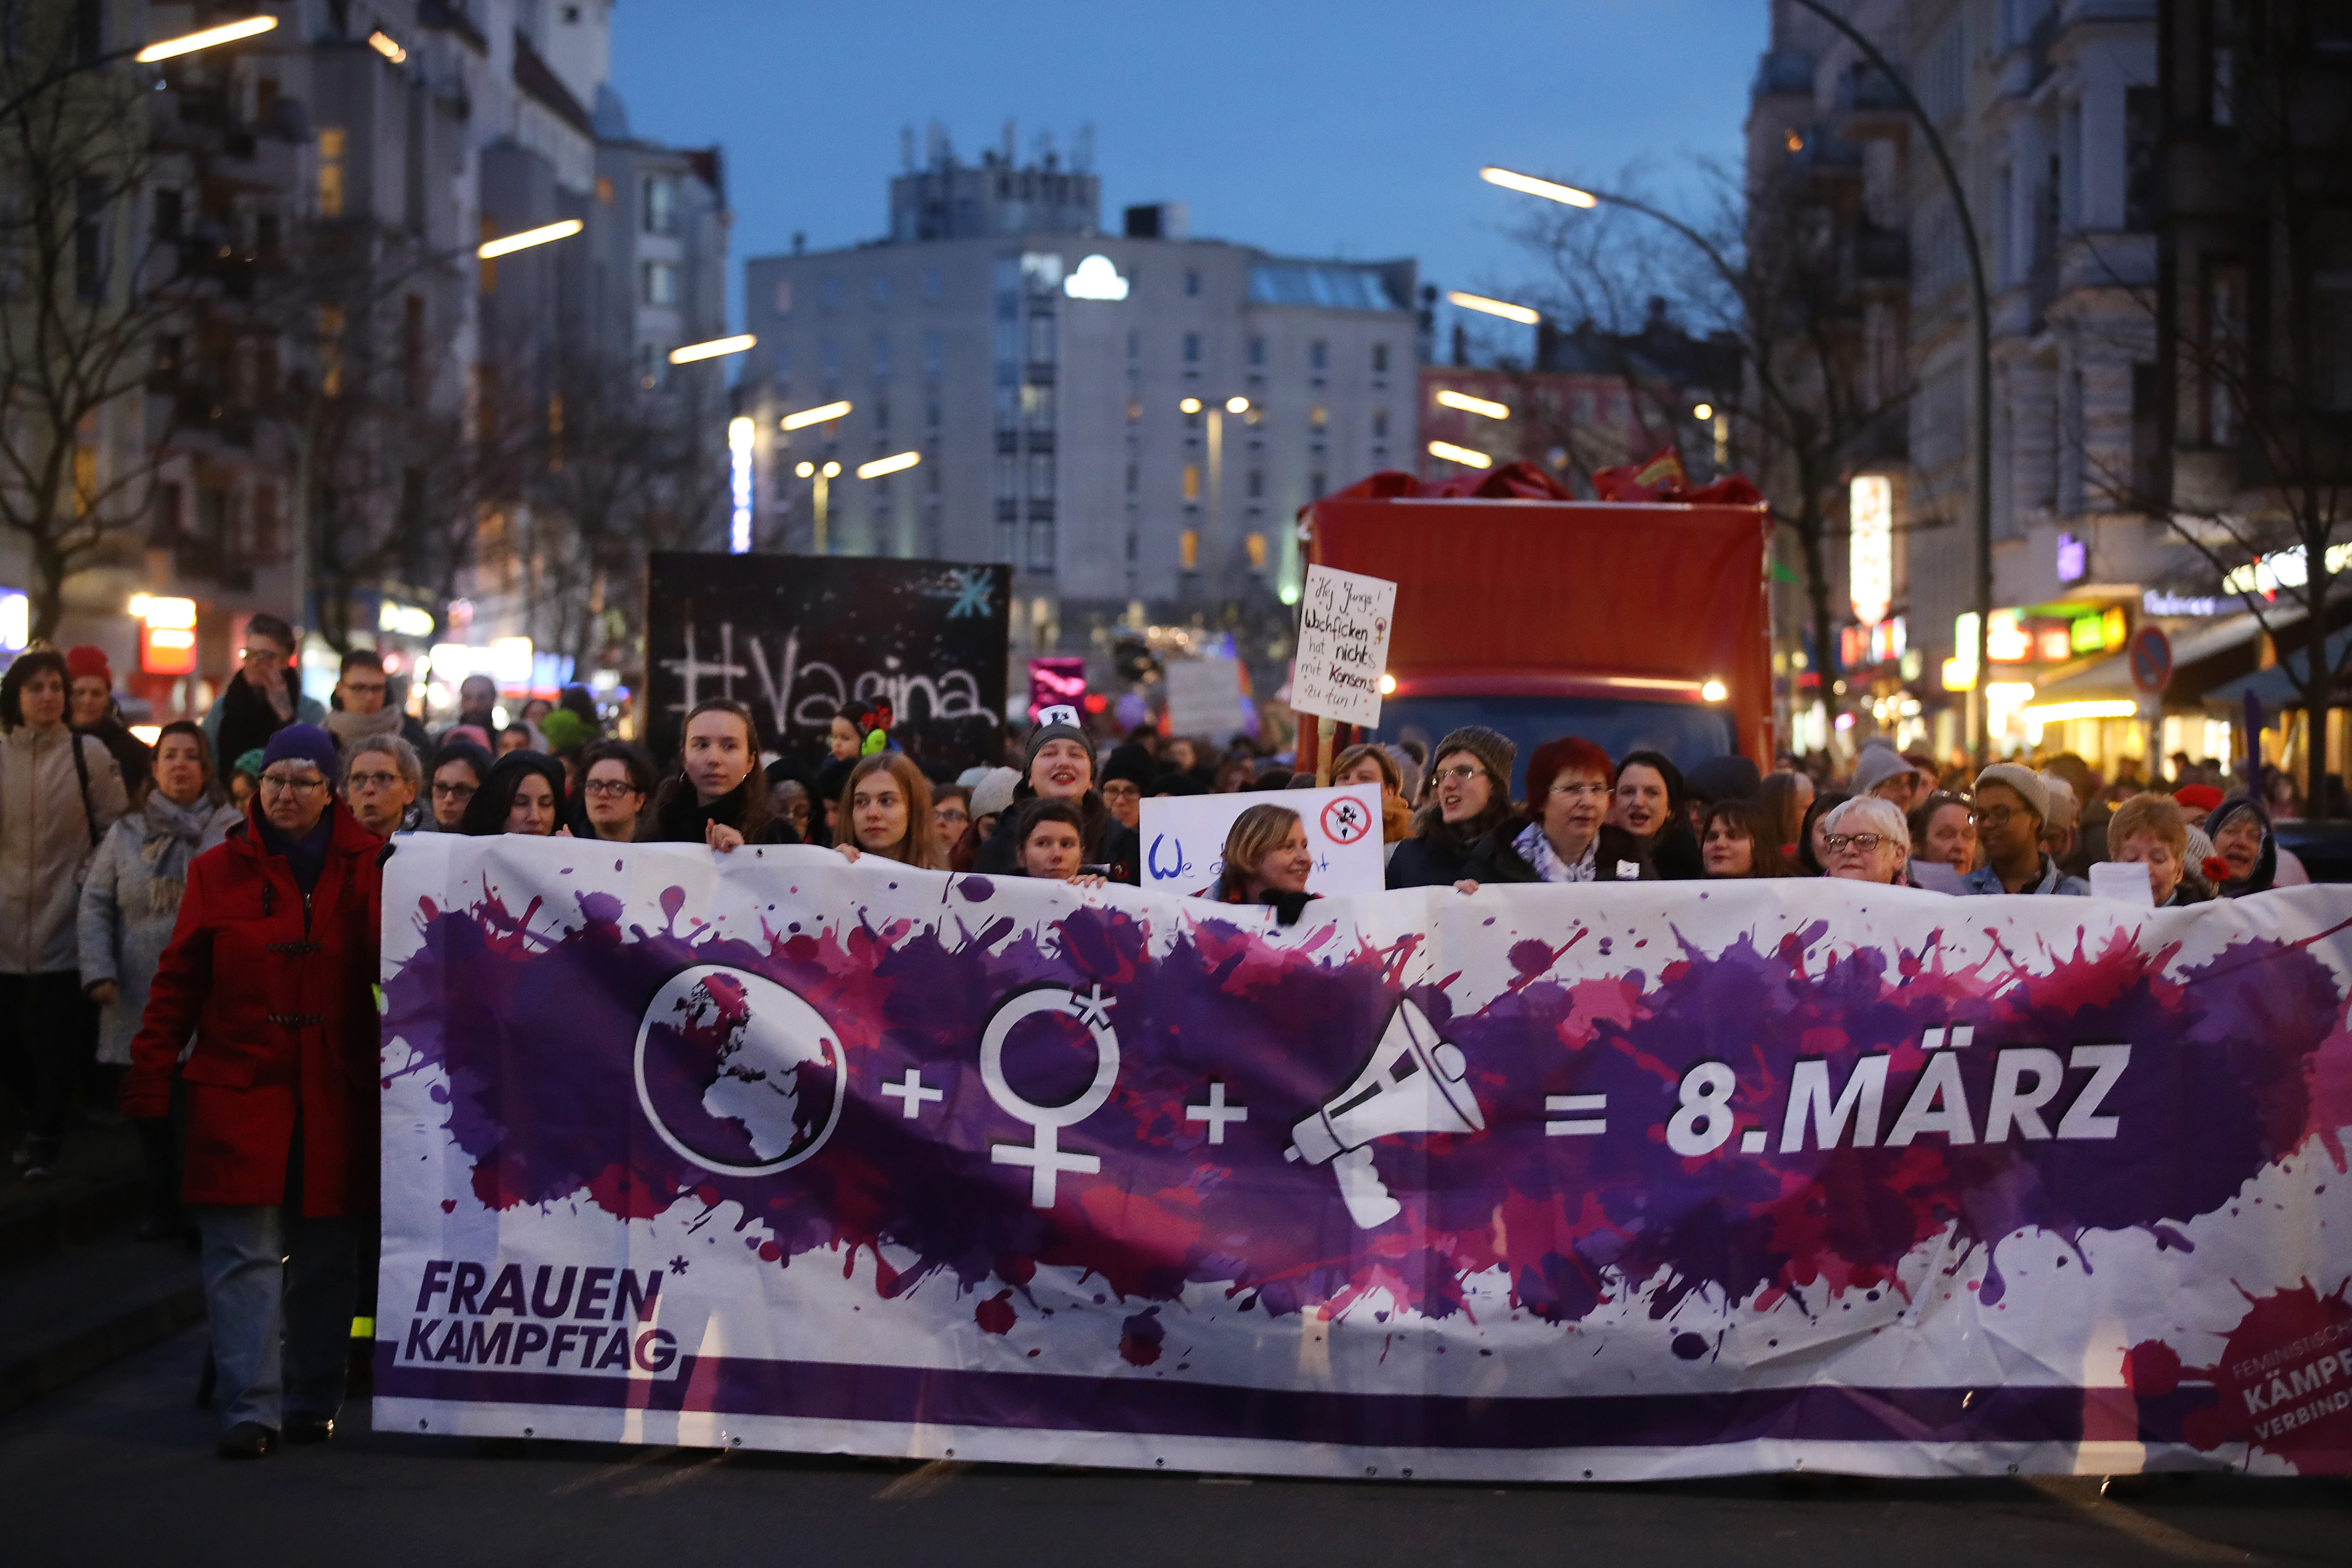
[325,705,403,745]
[138,792,217,913]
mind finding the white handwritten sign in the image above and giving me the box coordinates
[1139,784,1386,900]
[1164,657,1246,741]
[1290,564,1396,728]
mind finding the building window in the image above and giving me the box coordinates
[1027,316,1055,364]
[822,339,841,384]
[1184,268,1200,297]
[1371,408,1388,438]
[1310,340,1328,371]
[774,279,793,314]
[643,177,677,235]
[1310,405,1328,431]
[923,266,942,300]
[1372,343,1389,373]
[1125,462,1139,494]
[1028,522,1055,573]
[1182,332,1201,363]
[995,455,1018,499]
[1180,529,1199,570]
[317,127,344,217]
[1310,471,1326,498]
[643,261,678,306]
[1029,453,1055,498]
[822,276,841,310]
[923,331,943,383]
[152,188,181,243]
[1127,329,1140,359]
[1023,383,1054,432]
[1182,464,1200,502]
[1126,398,1141,423]
[873,271,890,304]
[872,333,890,377]
[1246,532,1267,570]
[595,176,613,205]
[874,398,890,431]
[1248,335,1265,367]
[1246,469,1264,499]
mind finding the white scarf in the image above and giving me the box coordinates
[1513,820,1597,883]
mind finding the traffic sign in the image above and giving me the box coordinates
[2128,624,2173,694]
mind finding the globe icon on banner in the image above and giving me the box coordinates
[633,965,845,1176]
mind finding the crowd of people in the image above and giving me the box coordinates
[0,621,2321,1461]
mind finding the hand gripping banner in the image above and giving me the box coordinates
[375,836,2352,1480]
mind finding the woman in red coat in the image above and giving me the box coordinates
[121,724,383,1459]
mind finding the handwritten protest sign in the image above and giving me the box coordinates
[1290,565,1396,728]
[1164,657,1246,742]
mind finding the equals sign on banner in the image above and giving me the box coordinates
[1544,1093,1606,1136]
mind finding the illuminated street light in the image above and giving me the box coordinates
[795,461,815,478]
[857,451,921,480]
[1427,440,1493,470]
[781,399,852,431]
[367,29,407,64]
[1478,166,1598,208]
[822,461,840,478]
[671,333,757,365]
[136,15,278,62]
[1447,291,1540,326]
[1179,397,1202,414]
[1225,396,1249,414]
[476,219,583,259]
[1692,402,1715,421]
[1435,389,1510,420]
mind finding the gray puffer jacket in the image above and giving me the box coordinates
[0,724,128,974]
[78,795,242,1063]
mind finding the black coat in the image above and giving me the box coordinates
[1642,818,1705,881]
[1387,831,1476,889]
[1463,821,1656,884]
[648,773,800,846]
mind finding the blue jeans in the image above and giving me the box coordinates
[195,1204,355,1433]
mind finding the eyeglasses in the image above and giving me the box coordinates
[1548,781,1609,799]
[239,645,284,664]
[1969,807,2019,828]
[1822,833,1889,854]
[1436,765,1485,785]
[583,778,641,798]
[346,770,402,791]
[430,781,478,801]
[259,772,328,796]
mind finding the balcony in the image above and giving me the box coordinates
[1852,224,1912,284]
[1834,63,1913,142]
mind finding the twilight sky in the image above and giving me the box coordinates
[608,0,1769,340]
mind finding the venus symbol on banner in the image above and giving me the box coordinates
[981,984,1121,1207]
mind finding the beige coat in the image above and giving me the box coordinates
[0,724,128,974]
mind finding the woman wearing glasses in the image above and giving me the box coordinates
[121,724,383,1458]
[1816,796,1915,886]
[422,738,493,833]
[1461,736,1654,887]
[573,741,655,843]
[1386,726,1518,889]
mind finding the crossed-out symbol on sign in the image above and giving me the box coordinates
[1321,795,1372,847]
[980,984,1120,1207]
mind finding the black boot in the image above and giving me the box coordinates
[217,1421,277,1459]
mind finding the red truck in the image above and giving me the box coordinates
[1304,484,1773,792]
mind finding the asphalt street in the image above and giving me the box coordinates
[6,1326,2346,1568]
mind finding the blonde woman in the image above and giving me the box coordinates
[831,752,945,870]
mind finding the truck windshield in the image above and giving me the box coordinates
[1369,696,1740,799]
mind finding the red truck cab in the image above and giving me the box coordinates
[1305,492,1773,793]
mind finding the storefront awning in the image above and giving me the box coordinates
[2202,625,2352,710]
[2032,611,2272,705]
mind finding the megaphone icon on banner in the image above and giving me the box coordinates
[1285,998,1485,1229]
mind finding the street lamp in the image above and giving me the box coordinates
[780,399,851,431]
[1446,290,1540,326]
[1,15,278,122]
[795,460,842,552]
[1436,389,1511,420]
[476,218,583,259]
[671,333,757,365]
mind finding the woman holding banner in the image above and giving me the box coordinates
[1461,737,1651,887]
[831,753,946,870]
[1386,726,1516,889]
[1210,804,1317,923]
[457,752,569,837]
[650,698,799,851]
[963,707,1138,883]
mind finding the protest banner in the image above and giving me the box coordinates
[1290,565,1396,729]
[643,552,1009,762]
[1138,784,1385,897]
[377,836,2352,1481]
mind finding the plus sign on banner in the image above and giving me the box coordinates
[1137,784,1386,898]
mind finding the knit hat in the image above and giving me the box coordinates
[1102,743,1158,790]
[1850,745,1917,798]
[232,747,268,782]
[968,766,1021,821]
[260,722,342,784]
[2173,784,2224,814]
[1974,762,2049,822]
[64,645,111,684]
[1025,705,1090,777]
[2037,772,2079,830]
[538,707,595,753]
[1431,725,1516,790]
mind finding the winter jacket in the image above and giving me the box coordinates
[1462,820,1656,885]
[80,715,153,798]
[200,675,325,775]
[77,796,242,1064]
[1960,854,2089,897]
[120,800,385,1216]
[0,723,129,974]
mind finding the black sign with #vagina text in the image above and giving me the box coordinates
[643,553,1010,768]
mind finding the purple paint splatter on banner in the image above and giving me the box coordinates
[380,881,2352,1334]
